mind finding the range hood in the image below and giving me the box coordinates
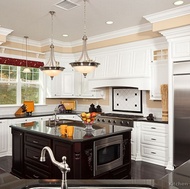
[88,76,150,90]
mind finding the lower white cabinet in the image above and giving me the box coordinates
[0,120,9,157]
[139,122,168,166]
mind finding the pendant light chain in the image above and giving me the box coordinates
[50,11,54,45]
[83,0,87,36]
[25,36,28,67]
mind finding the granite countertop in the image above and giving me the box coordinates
[1,160,190,189]
[10,121,132,142]
[0,111,82,120]
[136,117,168,124]
[0,111,168,124]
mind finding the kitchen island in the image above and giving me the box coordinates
[10,120,132,180]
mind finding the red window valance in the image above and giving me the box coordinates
[0,56,44,68]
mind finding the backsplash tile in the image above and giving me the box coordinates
[112,88,142,113]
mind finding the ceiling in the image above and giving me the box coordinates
[0,0,189,43]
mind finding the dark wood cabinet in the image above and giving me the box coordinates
[11,127,131,179]
[11,129,24,178]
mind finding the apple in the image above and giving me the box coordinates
[86,118,91,123]
[81,112,86,117]
[82,117,87,121]
[86,113,91,119]
[91,112,97,117]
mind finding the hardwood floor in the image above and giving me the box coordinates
[0,156,171,179]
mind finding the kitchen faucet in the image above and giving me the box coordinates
[40,146,70,189]
[54,107,59,125]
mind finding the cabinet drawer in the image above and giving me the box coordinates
[24,145,51,170]
[141,122,168,134]
[25,164,51,179]
[141,144,167,161]
[25,133,51,148]
[141,132,168,147]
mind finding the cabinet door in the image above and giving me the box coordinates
[62,71,74,96]
[11,129,24,177]
[0,120,8,156]
[118,51,133,77]
[172,39,190,58]
[133,49,151,77]
[53,140,73,179]
[150,60,168,100]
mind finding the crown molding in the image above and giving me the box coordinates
[71,23,152,47]
[144,4,190,23]
[40,38,72,47]
[160,25,190,39]
[0,27,13,36]
[7,35,41,47]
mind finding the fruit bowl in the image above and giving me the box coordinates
[80,112,98,124]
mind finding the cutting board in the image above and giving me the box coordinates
[61,100,76,110]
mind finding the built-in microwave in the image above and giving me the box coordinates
[93,134,123,176]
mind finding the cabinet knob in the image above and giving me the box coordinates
[151,127,156,129]
[33,156,39,160]
[32,140,38,144]
[33,174,40,179]
[151,151,156,154]
[151,138,156,141]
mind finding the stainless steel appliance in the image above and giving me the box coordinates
[93,135,123,176]
[95,113,143,127]
[173,60,190,167]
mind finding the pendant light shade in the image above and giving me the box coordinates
[70,0,100,77]
[40,11,65,80]
[23,36,31,73]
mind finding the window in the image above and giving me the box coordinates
[0,65,44,105]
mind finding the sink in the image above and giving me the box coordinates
[46,119,82,127]
[26,186,156,189]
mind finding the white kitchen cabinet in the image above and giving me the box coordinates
[172,38,190,59]
[131,127,136,160]
[150,49,168,100]
[93,48,151,79]
[46,70,75,98]
[150,60,168,100]
[0,120,8,157]
[139,122,168,166]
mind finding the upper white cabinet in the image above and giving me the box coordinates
[87,42,155,90]
[46,70,75,98]
[150,49,168,100]
[171,38,190,59]
[93,48,151,79]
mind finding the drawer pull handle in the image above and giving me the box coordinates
[33,156,39,159]
[151,152,156,154]
[33,174,39,178]
[32,140,38,144]
[151,127,156,129]
[151,138,156,141]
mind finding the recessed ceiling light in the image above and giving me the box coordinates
[62,34,68,37]
[174,0,184,6]
[106,21,113,25]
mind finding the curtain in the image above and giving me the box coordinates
[0,56,44,68]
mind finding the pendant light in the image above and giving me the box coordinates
[40,11,65,80]
[23,36,31,73]
[70,0,100,77]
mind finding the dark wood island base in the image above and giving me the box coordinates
[10,121,131,179]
